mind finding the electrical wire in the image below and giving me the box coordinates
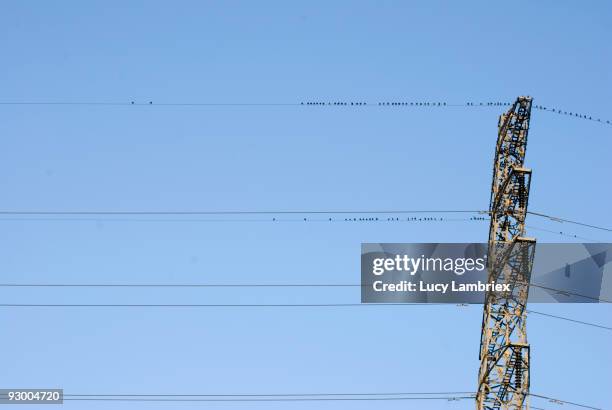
[0,99,609,126]
[527,211,612,233]
[0,209,482,215]
[58,390,476,402]
[527,282,611,303]
[60,396,475,402]
[30,390,600,409]
[3,280,607,302]
[0,102,299,107]
[0,301,608,330]
[61,391,474,397]
[0,303,443,308]
[526,310,612,331]
[529,393,603,410]
[525,225,603,242]
[0,209,608,234]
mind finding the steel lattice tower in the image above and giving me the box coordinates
[476,96,536,410]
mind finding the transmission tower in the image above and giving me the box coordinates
[476,96,536,410]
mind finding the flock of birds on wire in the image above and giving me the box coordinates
[300,100,611,125]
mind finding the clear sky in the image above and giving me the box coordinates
[0,1,611,409]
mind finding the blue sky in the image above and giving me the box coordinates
[0,1,610,409]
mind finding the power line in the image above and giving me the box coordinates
[0,209,482,215]
[0,216,604,241]
[0,216,604,242]
[527,211,612,233]
[525,225,603,242]
[372,101,612,127]
[62,391,474,397]
[0,283,365,287]
[0,209,608,234]
[527,282,611,303]
[0,99,609,126]
[0,217,475,222]
[0,102,299,107]
[526,310,612,331]
[0,302,607,330]
[529,393,603,410]
[59,391,476,402]
[2,280,609,302]
[61,396,475,402]
[0,216,481,224]
[3,280,607,302]
[0,303,443,308]
[0,210,481,226]
[48,391,602,409]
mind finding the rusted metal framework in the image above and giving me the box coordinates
[476,96,536,410]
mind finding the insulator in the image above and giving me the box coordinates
[517,174,526,208]
[514,350,523,388]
